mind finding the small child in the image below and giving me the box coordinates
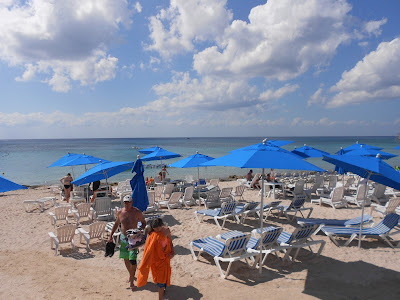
[137,218,174,300]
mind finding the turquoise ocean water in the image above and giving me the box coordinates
[0,136,399,186]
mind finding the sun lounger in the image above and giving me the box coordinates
[24,196,57,212]
[320,213,400,248]
[297,215,374,234]
[189,232,255,278]
[195,201,237,228]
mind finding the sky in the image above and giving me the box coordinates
[0,0,400,139]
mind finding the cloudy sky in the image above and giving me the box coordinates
[0,0,399,139]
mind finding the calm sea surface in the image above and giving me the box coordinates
[1,136,399,186]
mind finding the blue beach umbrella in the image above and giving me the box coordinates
[339,142,382,154]
[141,147,181,162]
[0,175,27,193]
[169,151,215,198]
[343,148,397,160]
[138,146,160,154]
[230,139,294,152]
[48,153,81,167]
[323,154,400,247]
[292,144,330,159]
[130,157,148,212]
[394,145,400,150]
[72,161,134,186]
[202,139,324,272]
[334,148,346,175]
[60,154,109,166]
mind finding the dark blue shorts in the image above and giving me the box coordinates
[156,283,166,288]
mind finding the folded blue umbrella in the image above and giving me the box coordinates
[0,175,27,193]
[130,159,149,212]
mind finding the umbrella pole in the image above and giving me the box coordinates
[358,171,372,248]
[197,166,201,206]
[259,168,265,273]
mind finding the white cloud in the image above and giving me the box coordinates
[0,0,132,91]
[259,84,299,101]
[327,38,400,107]
[307,86,328,106]
[363,18,387,37]
[134,2,142,13]
[146,0,232,58]
[193,0,353,81]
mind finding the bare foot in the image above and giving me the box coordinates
[130,283,136,291]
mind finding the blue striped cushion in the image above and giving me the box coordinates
[196,208,222,217]
[298,215,372,226]
[192,237,226,257]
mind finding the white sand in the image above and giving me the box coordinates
[1,181,400,299]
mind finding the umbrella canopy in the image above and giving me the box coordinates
[292,144,330,159]
[48,153,81,167]
[72,161,134,186]
[394,145,400,150]
[60,154,110,166]
[343,148,397,160]
[323,154,400,191]
[339,142,383,154]
[141,147,181,162]
[230,139,294,152]
[202,139,323,272]
[323,153,400,248]
[168,152,215,169]
[334,148,346,175]
[0,175,27,193]
[130,158,149,212]
[138,146,160,154]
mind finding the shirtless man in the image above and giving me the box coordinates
[107,195,146,290]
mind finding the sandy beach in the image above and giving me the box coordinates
[1,180,400,300]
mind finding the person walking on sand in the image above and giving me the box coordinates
[137,218,174,300]
[107,196,147,290]
[161,165,169,180]
[60,173,73,203]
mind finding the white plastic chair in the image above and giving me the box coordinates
[344,184,370,207]
[72,202,93,225]
[49,206,70,228]
[318,186,347,209]
[77,221,107,252]
[231,185,245,201]
[48,224,76,255]
[180,186,195,207]
[92,197,114,221]
[144,191,159,213]
[159,192,183,211]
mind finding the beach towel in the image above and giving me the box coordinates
[137,231,172,287]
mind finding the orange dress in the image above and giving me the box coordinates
[137,231,172,287]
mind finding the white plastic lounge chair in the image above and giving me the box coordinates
[198,190,221,209]
[275,195,313,221]
[70,190,86,206]
[219,187,233,202]
[285,179,306,198]
[144,191,159,213]
[49,206,70,228]
[209,179,219,188]
[297,215,374,234]
[92,197,114,221]
[305,175,324,200]
[345,184,370,207]
[162,183,174,200]
[195,201,237,228]
[77,221,106,252]
[154,185,163,202]
[48,224,76,255]
[244,174,261,189]
[275,224,325,262]
[234,202,259,224]
[316,186,347,209]
[343,177,355,193]
[369,184,390,205]
[180,186,195,207]
[231,185,245,201]
[320,213,400,248]
[158,192,183,211]
[189,232,254,279]
[24,196,57,212]
[370,198,400,217]
[72,202,93,225]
